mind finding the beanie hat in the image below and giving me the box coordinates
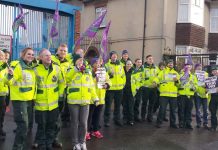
[109,51,117,58]
[73,54,82,65]
[166,59,173,64]
[122,50,128,55]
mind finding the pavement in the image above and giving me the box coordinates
[1,111,218,150]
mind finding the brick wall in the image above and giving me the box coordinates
[176,23,205,48]
[74,10,81,49]
[208,33,218,51]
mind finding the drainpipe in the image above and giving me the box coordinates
[142,0,147,63]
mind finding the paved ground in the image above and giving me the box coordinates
[1,111,218,150]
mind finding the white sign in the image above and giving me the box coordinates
[195,71,205,86]
[205,76,217,94]
[96,67,107,89]
[0,35,12,51]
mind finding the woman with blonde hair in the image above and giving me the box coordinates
[8,47,37,150]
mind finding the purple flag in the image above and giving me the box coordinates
[12,5,28,33]
[187,54,193,65]
[73,11,107,50]
[180,66,189,85]
[49,0,59,38]
[100,21,111,63]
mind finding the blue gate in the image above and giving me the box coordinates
[0,0,80,59]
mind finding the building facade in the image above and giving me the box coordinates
[64,0,218,64]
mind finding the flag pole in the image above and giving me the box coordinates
[84,38,94,56]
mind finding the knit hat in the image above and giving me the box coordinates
[211,65,218,71]
[109,51,117,58]
[122,50,128,55]
[90,57,99,66]
[166,59,173,64]
[73,54,82,65]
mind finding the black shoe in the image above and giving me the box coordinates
[163,118,169,122]
[52,140,62,148]
[179,123,184,128]
[170,125,178,129]
[114,121,123,127]
[13,129,16,133]
[129,121,134,126]
[104,123,110,127]
[185,125,193,130]
[196,124,201,128]
[156,123,161,128]
[32,143,39,149]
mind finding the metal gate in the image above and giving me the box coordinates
[0,0,79,59]
[163,53,218,71]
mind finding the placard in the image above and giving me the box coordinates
[0,35,12,51]
[205,76,217,94]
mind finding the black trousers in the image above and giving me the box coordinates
[178,95,193,127]
[122,89,135,122]
[157,96,177,126]
[88,104,104,132]
[209,95,218,129]
[134,88,142,119]
[141,87,157,120]
[0,96,6,132]
[35,108,59,149]
[104,90,123,124]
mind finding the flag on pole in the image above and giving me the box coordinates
[49,0,59,38]
[100,21,111,63]
[73,10,107,50]
[12,4,29,33]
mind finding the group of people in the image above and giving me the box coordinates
[0,44,218,150]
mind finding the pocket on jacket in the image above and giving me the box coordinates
[69,88,79,93]
[19,87,32,93]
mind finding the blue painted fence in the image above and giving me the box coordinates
[0,0,80,59]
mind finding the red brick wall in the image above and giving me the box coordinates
[208,33,218,51]
[74,10,81,49]
[176,23,205,48]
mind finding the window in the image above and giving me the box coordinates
[95,7,107,28]
[177,0,204,26]
[210,8,218,33]
[177,0,190,22]
[195,0,201,7]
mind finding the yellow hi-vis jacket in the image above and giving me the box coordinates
[156,67,180,97]
[178,71,198,96]
[143,63,159,88]
[66,66,99,105]
[34,63,65,111]
[105,60,126,90]
[195,71,208,99]
[51,55,71,81]
[0,61,8,96]
[9,59,36,101]
[131,66,144,97]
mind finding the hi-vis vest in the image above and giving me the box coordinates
[9,60,36,101]
[34,63,65,111]
[131,66,144,97]
[157,67,180,97]
[143,63,159,88]
[0,61,8,96]
[178,71,198,96]
[66,66,99,105]
[51,55,71,81]
[105,60,126,90]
